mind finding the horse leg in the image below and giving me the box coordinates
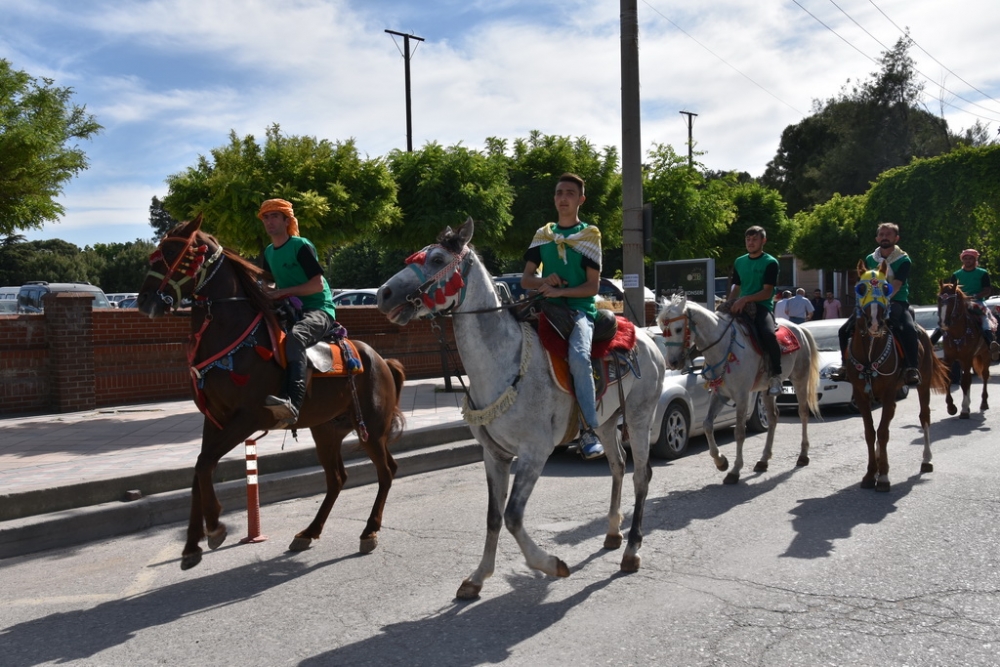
[725,397,748,485]
[458,448,512,600]
[598,420,626,551]
[857,396,878,489]
[753,394,779,473]
[945,355,958,415]
[795,390,811,467]
[289,419,352,552]
[615,409,655,573]
[918,375,934,474]
[959,365,972,419]
[874,399,896,492]
[357,429,398,554]
[182,418,257,569]
[504,452,570,576]
[702,393,729,473]
[980,360,990,412]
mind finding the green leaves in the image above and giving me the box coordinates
[0,59,101,235]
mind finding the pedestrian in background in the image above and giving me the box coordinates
[823,290,842,319]
[773,290,791,320]
[810,289,824,320]
[784,288,815,324]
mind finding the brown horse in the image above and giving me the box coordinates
[846,265,950,492]
[937,282,991,418]
[137,215,405,570]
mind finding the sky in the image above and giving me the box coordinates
[2,0,999,248]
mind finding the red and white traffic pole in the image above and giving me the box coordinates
[239,435,268,544]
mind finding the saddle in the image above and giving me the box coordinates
[733,311,801,356]
[265,318,364,377]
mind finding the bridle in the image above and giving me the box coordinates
[146,233,225,309]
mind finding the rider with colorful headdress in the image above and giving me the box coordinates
[257,198,338,426]
[832,222,922,385]
[930,248,1000,361]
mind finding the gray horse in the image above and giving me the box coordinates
[657,293,821,485]
[377,219,664,599]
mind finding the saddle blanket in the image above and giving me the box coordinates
[745,323,801,357]
[271,330,364,377]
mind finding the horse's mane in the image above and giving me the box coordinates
[194,230,279,331]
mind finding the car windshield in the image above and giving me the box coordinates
[803,323,842,351]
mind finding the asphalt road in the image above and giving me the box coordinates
[2,381,999,666]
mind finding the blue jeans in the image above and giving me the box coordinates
[567,310,599,429]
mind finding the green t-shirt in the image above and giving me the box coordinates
[535,222,598,319]
[733,252,779,312]
[950,267,989,300]
[264,236,337,320]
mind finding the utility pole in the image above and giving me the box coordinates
[620,0,645,326]
[385,30,424,152]
[679,110,697,168]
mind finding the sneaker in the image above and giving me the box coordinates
[768,376,782,396]
[265,395,298,425]
[829,366,847,382]
[579,429,605,460]
[903,368,921,386]
[990,341,1000,362]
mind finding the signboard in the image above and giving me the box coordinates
[654,258,716,311]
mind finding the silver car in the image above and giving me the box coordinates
[644,327,768,460]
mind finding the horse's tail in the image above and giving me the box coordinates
[926,349,952,394]
[385,358,406,443]
[800,326,822,417]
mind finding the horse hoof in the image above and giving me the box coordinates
[753,461,768,473]
[960,412,970,420]
[620,553,641,573]
[947,404,957,415]
[716,455,729,472]
[860,478,875,490]
[206,524,227,550]
[604,533,623,550]
[555,559,570,578]
[456,579,482,600]
[288,536,313,552]
[875,480,891,492]
[920,462,934,473]
[360,535,379,554]
[723,473,740,485]
[180,551,202,570]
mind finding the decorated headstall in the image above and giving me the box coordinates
[402,243,471,314]
[855,269,892,317]
[146,233,224,308]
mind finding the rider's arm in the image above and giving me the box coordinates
[977,273,992,300]
[521,258,562,290]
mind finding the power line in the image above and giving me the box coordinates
[867,0,1000,111]
[640,0,805,116]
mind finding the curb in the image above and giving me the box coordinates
[0,422,472,523]
[0,438,483,560]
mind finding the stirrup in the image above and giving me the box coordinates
[265,395,298,425]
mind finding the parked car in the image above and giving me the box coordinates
[331,289,378,306]
[0,286,20,301]
[105,292,138,307]
[493,274,530,304]
[117,297,138,309]
[16,281,112,313]
[598,278,657,304]
[0,300,17,314]
[644,326,768,459]
[778,318,857,410]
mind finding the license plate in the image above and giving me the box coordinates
[780,385,796,394]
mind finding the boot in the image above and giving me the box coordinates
[266,358,307,426]
[985,330,1000,362]
[930,328,943,345]
[829,355,848,382]
[903,367,921,386]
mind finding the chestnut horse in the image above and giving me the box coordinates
[937,282,991,418]
[137,215,405,570]
[846,264,949,491]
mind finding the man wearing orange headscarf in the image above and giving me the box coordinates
[258,199,337,425]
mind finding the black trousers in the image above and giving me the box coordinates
[754,306,782,375]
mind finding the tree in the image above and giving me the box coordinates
[84,241,157,292]
[0,60,102,235]
[162,124,399,258]
[485,132,622,263]
[149,196,177,239]
[325,240,410,290]
[762,38,954,215]
[715,182,794,271]
[790,193,868,272]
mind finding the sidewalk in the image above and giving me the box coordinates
[0,377,480,558]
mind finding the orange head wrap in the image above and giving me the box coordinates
[257,199,299,237]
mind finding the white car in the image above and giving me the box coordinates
[644,326,768,459]
[778,318,857,410]
[331,288,378,306]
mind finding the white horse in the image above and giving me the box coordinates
[656,293,821,484]
[377,218,664,599]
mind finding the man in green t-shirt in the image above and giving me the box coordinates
[931,248,999,360]
[521,173,605,460]
[730,226,783,396]
[258,199,337,426]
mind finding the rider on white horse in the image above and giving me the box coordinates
[729,225,783,396]
[521,173,605,460]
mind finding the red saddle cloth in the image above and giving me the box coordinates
[745,323,801,356]
[536,313,637,359]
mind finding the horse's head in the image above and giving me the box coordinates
[937,280,964,329]
[656,292,691,370]
[137,213,223,318]
[377,217,477,326]
[855,262,892,337]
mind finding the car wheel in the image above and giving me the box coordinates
[747,392,770,432]
[652,402,690,460]
[895,384,910,400]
